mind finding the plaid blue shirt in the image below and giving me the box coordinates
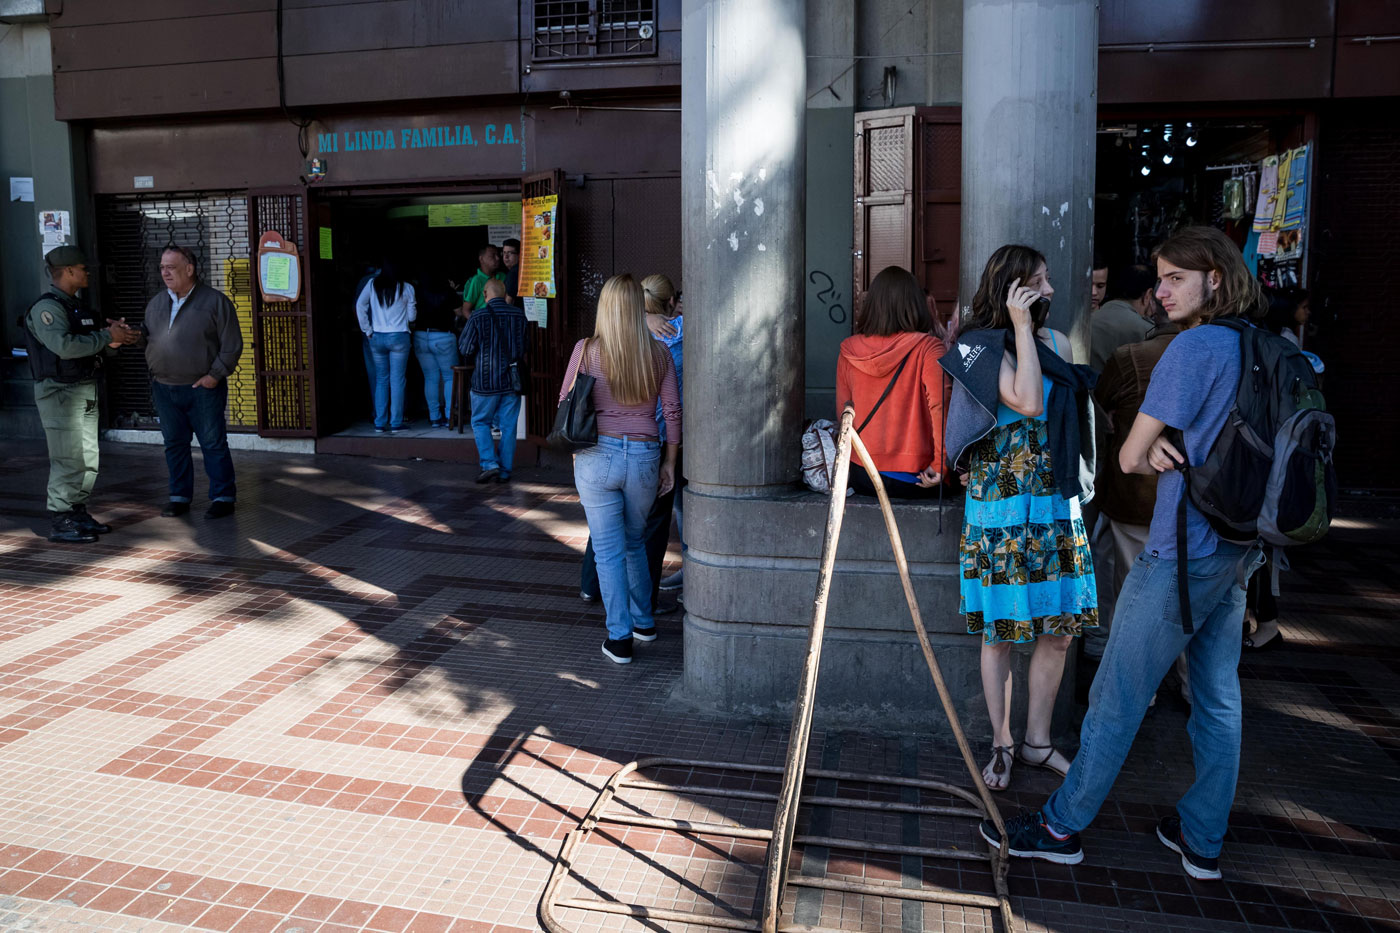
[458,298,526,395]
[655,316,683,440]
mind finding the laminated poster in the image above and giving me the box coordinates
[39,210,71,251]
[520,194,558,299]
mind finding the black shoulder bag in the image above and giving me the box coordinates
[547,339,598,451]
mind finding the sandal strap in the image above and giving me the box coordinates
[989,744,1014,775]
[1020,743,1061,765]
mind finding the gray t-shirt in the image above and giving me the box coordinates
[1140,324,1241,558]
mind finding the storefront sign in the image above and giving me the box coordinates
[519,195,558,299]
[315,123,518,154]
[427,201,522,228]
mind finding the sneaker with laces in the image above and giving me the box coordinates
[1156,814,1221,881]
[601,637,634,664]
[979,808,1084,864]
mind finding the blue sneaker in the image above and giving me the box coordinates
[979,807,1084,864]
[1156,814,1222,881]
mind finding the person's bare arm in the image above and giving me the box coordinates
[997,279,1045,416]
[1119,412,1182,475]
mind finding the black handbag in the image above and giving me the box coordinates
[547,340,598,450]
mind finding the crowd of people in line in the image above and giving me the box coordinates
[24,221,1320,885]
[352,239,527,470]
[826,224,1320,884]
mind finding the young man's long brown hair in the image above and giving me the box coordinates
[965,244,1048,331]
[1153,226,1265,324]
[858,266,932,336]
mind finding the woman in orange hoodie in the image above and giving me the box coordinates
[836,266,949,498]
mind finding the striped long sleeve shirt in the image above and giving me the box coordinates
[458,298,526,395]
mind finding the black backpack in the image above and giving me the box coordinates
[1174,318,1337,632]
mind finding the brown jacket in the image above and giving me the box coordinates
[1094,322,1181,525]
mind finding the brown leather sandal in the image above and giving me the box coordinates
[1019,742,1070,777]
[983,744,1015,792]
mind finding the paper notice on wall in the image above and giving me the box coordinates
[318,227,333,260]
[10,177,34,202]
[38,210,71,251]
[487,224,517,246]
[523,296,548,326]
[263,253,292,291]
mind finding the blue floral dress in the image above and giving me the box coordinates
[959,347,1098,645]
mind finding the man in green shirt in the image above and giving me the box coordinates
[21,246,139,543]
[459,244,505,317]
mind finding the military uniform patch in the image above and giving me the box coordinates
[40,310,55,326]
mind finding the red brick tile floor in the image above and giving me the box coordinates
[1,438,1397,932]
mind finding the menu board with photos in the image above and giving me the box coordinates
[519,195,558,299]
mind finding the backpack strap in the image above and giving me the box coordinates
[857,350,914,435]
[1176,441,1195,635]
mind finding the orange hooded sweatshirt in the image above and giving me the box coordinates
[835,331,950,475]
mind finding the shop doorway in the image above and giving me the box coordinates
[310,186,522,438]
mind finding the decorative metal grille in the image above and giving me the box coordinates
[249,193,316,435]
[866,126,908,193]
[532,0,657,61]
[94,193,257,430]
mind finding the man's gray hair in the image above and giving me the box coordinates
[162,244,200,279]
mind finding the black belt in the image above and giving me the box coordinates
[418,328,450,333]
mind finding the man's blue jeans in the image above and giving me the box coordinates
[1044,541,1262,858]
[369,331,411,429]
[574,436,660,640]
[470,391,522,476]
[152,380,236,503]
[413,331,458,422]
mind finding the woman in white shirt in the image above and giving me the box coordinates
[356,263,417,432]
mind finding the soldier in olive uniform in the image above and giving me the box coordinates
[21,246,139,543]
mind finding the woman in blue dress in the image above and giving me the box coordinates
[958,245,1098,790]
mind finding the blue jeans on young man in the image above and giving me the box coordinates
[369,331,411,429]
[151,380,236,503]
[413,331,458,422]
[470,391,521,476]
[1043,541,1263,858]
[574,436,660,641]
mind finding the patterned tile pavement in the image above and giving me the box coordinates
[0,438,1396,932]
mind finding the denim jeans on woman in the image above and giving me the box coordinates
[413,331,459,422]
[369,331,411,429]
[1042,540,1263,858]
[574,436,660,640]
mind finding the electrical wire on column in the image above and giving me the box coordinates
[276,0,313,176]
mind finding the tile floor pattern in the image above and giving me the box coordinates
[0,439,1397,933]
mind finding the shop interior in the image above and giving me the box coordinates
[313,190,522,438]
[1094,112,1310,300]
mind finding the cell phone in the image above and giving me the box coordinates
[1031,297,1051,329]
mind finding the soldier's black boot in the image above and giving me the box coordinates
[71,504,112,534]
[49,511,99,544]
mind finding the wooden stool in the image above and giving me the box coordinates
[450,365,472,433]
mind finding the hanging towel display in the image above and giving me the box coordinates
[1253,155,1280,232]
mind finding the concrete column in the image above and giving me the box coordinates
[681,0,806,497]
[803,0,853,420]
[958,0,1098,359]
